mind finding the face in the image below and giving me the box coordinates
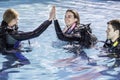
[106,24,117,40]
[8,17,19,28]
[64,11,77,27]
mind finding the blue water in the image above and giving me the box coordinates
[0,0,120,80]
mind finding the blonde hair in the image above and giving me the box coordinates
[66,9,80,26]
[3,8,19,24]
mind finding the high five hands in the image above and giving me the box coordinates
[49,6,56,21]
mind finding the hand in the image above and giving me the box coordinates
[49,6,56,21]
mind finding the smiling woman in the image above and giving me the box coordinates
[51,6,97,50]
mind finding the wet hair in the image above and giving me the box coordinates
[107,19,120,31]
[66,9,80,26]
[3,8,19,24]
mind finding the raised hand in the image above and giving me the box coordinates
[49,6,56,21]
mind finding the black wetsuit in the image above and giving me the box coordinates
[0,20,52,64]
[103,39,120,68]
[54,20,97,48]
[103,38,120,58]
[54,20,81,42]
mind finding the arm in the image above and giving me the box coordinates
[10,6,56,41]
[54,20,80,42]
[11,20,52,41]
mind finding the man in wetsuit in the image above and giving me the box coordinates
[0,8,54,64]
[103,19,120,58]
[103,19,120,68]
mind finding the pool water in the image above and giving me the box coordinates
[0,0,120,80]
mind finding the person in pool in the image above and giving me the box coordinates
[53,6,97,48]
[102,19,120,66]
[0,8,54,65]
[50,6,97,66]
[71,19,120,80]
[51,6,97,56]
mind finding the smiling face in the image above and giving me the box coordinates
[64,11,77,27]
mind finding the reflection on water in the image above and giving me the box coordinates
[0,0,120,80]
